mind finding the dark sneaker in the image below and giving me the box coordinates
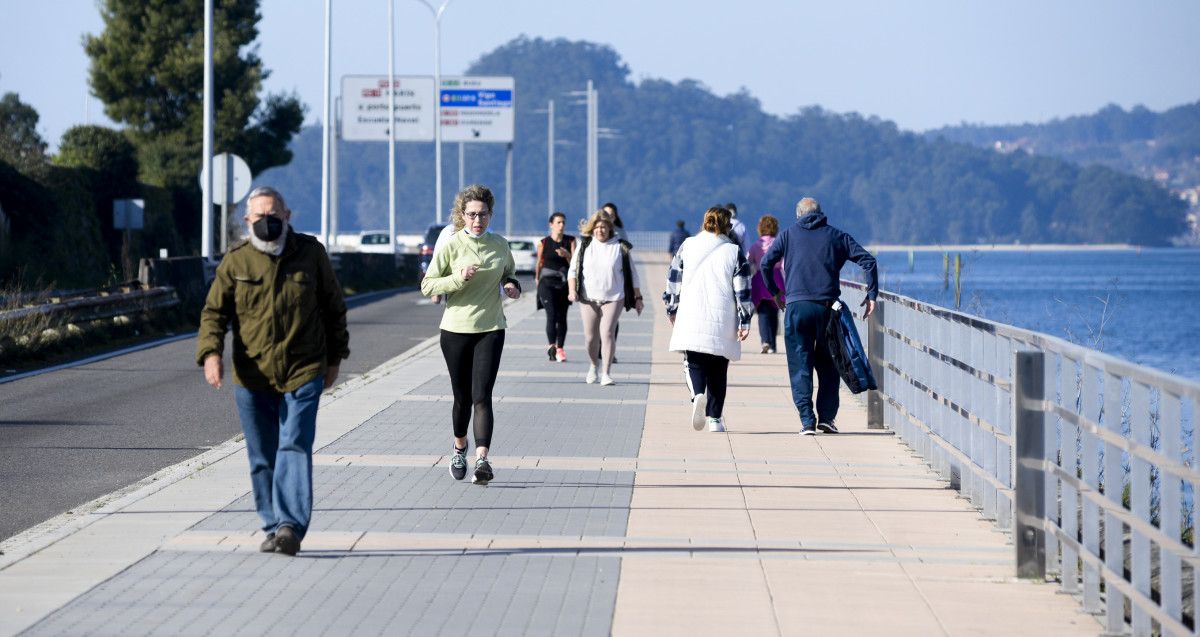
[259,533,276,553]
[817,422,839,434]
[472,457,494,485]
[800,423,817,436]
[274,525,300,556]
[547,345,556,361]
[449,450,468,480]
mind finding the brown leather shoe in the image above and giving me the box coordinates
[274,525,300,556]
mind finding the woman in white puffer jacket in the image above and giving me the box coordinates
[662,206,754,432]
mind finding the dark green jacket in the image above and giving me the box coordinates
[196,230,349,393]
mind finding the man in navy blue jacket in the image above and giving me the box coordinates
[760,197,878,435]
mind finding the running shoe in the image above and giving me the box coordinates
[706,417,726,433]
[691,392,707,430]
[817,421,840,434]
[600,374,616,386]
[472,457,494,485]
[556,347,567,362]
[547,345,556,361]
[449,449,468,480]
[800,423,817,436]
[761,344,770,354]
[586,365,598,384]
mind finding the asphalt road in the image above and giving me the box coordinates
[0,286,450,542]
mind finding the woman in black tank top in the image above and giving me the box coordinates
[537,212,576,361]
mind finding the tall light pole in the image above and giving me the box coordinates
[387,0,396,253]
[566,81,597,215]
[532,100,555,217]
[414,0,454,224]
[320,0,333,248]
[201,0,213,258]
[588,82,597,213]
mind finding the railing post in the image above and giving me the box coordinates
[1013,350,1046,579]
[866,300,885,429]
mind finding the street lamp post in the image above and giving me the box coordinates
[547,99,554,217]
[413,0,454,224]
[566,81,597,215]
[201,0,214,258]
[387,0,396,256]
[320,0,333,248]
[531,100,556,217]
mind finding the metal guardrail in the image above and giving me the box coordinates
[0,287,179,326]
[624,231,670,252]
[841,280,1200,636]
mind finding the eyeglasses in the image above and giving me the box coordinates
[463,212,492,220]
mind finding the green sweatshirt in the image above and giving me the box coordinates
[420,230,516,333]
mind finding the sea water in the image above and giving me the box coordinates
[841,248,1200,381]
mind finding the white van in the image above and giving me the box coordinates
[356,230,394,254]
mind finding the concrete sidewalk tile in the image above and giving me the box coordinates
[612,558,778,636]
[626,508,753,540]
[749,508,886,545]
[916,579,1100,635]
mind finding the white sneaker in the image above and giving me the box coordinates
[600,374,616,386]
[706,417,726,432]
[586,365,598,384]
[691,393,706,430]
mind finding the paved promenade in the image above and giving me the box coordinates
[0,255,1099,636]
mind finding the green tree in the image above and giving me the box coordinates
[0,92,48,174]
[54,125,138,192]
[84,0,305,245]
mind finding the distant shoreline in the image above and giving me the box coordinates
[866,243,1142,252]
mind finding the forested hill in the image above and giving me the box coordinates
[259,37,1187,245]
[927,102,1200,190]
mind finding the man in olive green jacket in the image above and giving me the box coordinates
[196,186,349,556]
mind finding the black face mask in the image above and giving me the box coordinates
[252,216,284,242]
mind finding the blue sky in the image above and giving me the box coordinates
[2,0,1198,151]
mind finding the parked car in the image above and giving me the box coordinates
[356,230,394,254]
[508,237,537,274]
[419,223,448,275]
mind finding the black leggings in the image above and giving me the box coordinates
[538,278,569,347]
[439,329,505,448]
[683,350,730,418]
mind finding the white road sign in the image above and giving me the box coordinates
[211,153,252,205]
[439,76,514,143]
[197,153,252,205]
[341,75,435,142]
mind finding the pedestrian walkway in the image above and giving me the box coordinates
[0,254,1099,636]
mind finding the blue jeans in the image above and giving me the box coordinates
[234,376,323,539]
[783,301,840,426]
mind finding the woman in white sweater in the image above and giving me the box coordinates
[568,211,644,386]
[662,206,754,432]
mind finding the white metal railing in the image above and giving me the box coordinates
[841,280,1200,636]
